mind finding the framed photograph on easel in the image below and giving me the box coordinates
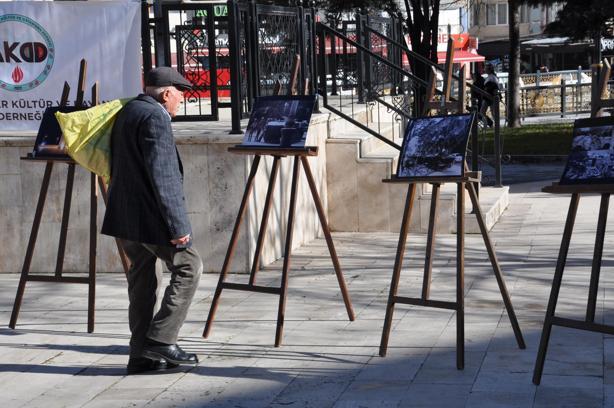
[559,116,614,185]
[32,106,85,159]
[204,94,355,347]
[532,114,614,384]
[396,113,475,178]
[241,95,316,148]
[379,110,525,367]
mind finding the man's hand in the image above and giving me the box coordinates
[171,234,190,246]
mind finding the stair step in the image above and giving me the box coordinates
[329,124,398,158]
[465,185,509,233]
[323,103,509,235]
[412,184,509,234]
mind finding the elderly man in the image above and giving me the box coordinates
[102,67,203,374]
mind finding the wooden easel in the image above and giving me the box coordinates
[423,37,467,117]
[379,42,524,367]
[9,59,129,333]
[591,59,614,117]
[204,57,353,346]
[532,90,614,383]
[532,183,614,384]
[422,37,481,193]
[378,174,525,368]
[203,146,355,346]
[272,54,302,96]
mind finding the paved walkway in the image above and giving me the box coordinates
[481,162,566,186]
[1,180,613,407]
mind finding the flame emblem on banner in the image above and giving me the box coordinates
[0,15,55,92]
[12,66,24,84]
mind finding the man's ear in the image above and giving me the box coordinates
[159,88,170,103]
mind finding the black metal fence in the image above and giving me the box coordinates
[142,1,502,183]
[316,18,506,185]
[317,22,425,150]
[235,1,316,111]
[141,1,423,128]
[142,2,231,121]
[142,0,317,131]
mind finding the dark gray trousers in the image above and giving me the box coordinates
[120,240,203,358]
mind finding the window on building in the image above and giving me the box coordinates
[497,3,508,25]
[520,4,529,24]
[529,5,541,22]
[486,2,507,26]
[472,4,480,27]
[487,4,497,25]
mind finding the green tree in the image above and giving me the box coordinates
[402,1,440,63]
[507,0,522,128]
[258,0,399,13]
[312,0,400,15]
[311,0,400,28]
[504,0,559,127]
[470,1,559,127]
[506,1,613,127]
[542,0,614,61]
[388,0,442,115]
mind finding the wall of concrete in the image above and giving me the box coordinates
[0,115,330,274]
[0,111,508,274]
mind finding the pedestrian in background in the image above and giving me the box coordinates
[471,71,494,127]
[480,64,500,127]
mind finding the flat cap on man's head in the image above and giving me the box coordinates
[145,67,193,91]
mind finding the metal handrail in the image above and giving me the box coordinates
[363,25,494,102]
[318,20,503,185]
[318,23,428,88]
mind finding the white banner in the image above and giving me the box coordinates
[0,1,142,132]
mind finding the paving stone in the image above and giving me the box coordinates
[22,375,120,408]
[335,379,409,402]
[434,322,498,351]
[465,391,536,408]
[412,350,485,385]
[0,180,613,406]
[333,400,401,408]
[353,352,426,382]
[604,384,614,407]
[400,383,472,407]
[534,385,602,408]
[271,375,353,407]
[541,346,603,377]
[472,371,536,393]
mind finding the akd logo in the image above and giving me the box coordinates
[0,14,55,92]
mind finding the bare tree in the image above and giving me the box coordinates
[471,0,558,128]
[401,0,441,80]
[508,0,521,127]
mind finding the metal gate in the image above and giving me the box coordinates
[159,3,231,121]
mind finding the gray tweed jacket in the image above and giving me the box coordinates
[101,94,191,247]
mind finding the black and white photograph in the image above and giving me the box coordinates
[396,113,475,178]
[241,95,316,148]
[32,106,83,158]
[560,117,614,185]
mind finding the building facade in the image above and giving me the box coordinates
[467,1,595,73]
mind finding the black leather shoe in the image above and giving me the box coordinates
[126,357,176,375]
[142,343,198,365]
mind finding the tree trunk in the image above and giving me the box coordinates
[507,0,521,128]
[403,0,439,113]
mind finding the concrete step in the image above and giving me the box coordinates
[361,142,401,167]
[323,104,509,235]
[326,115,399,158]
[327,138,403,232]
[465,185,510,233]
